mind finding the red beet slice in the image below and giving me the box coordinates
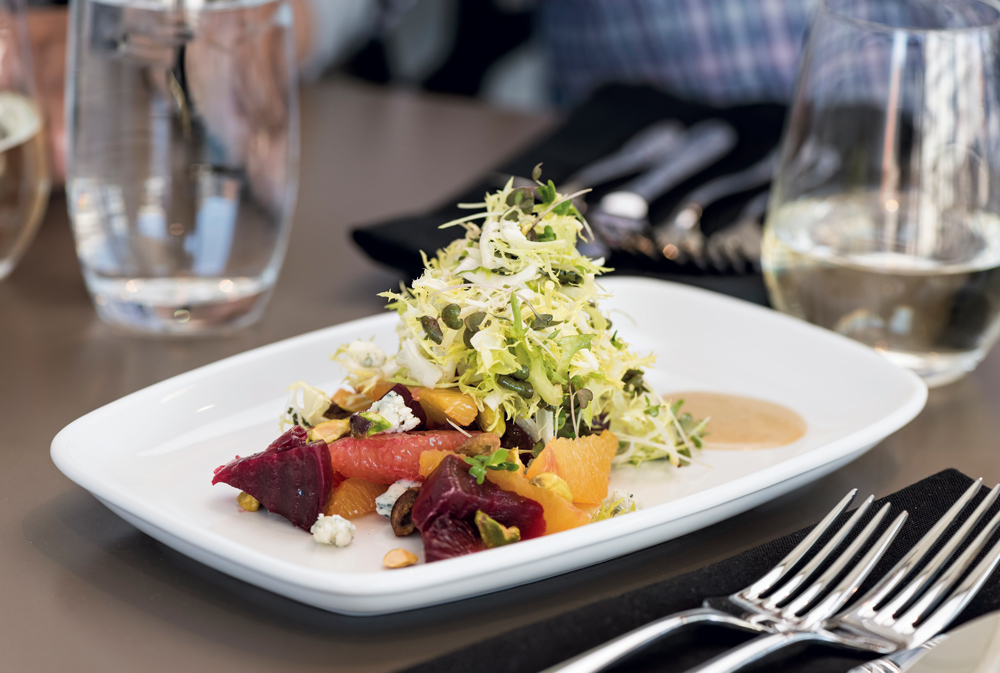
[212,427,340,532]
[328,430,473,483]
[421,516,485,562]
[412,454,545,562]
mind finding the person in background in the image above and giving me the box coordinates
[26,0,377,183]
[25,0,820,183]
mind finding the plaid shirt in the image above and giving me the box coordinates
[538,0,821,107]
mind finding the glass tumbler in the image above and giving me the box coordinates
[0,0,50,282]
[764,0,1000,387]
[66,0,298,334]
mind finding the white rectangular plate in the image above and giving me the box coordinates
[51,278,927,615]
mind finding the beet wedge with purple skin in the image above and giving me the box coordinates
[412,454,545,561]
[212,427,340,532]
[420,515,485,562]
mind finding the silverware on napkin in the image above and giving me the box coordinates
[847,608,1000,673]
[583,119,737,257]
[545,479,1000,673]
[490,120,685,197]
[542,487,902,673]
[654,150,777,268]
[560,120,685,198]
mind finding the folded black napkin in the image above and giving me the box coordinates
[400,469,1000,673]
[351,85,787,306]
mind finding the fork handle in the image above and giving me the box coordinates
[846,636,945,673]
[682,630,832,673]
[541,607,763,673]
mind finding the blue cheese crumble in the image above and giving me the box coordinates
[366,391,420,434]
[376,480,421,518]
[311,514,355,546]
[347,340,387,368]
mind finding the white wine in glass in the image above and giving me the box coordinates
[764,0,1000,386]
[0,6,50,282]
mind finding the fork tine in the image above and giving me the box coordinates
[705,235,730,272]
[781,503,898,621]
[796,509,908,630]
[894,486,1000,637]
[741,489,858,600]
[721,233,748,274]
[909,506,1000,645]
[763,495,875,609]
[874,483,1000,624]
[844,479,984,621]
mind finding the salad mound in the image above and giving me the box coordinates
[335,170,705,467]
[213,168,707,565]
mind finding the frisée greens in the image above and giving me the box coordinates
[333,168,706,467]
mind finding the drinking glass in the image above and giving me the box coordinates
[763,0,1000,387]
[66,0,298,334]
[0,0,50,282]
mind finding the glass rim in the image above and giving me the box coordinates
[820,0,1000,34]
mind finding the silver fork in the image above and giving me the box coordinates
[684,479,1000,673]
[704,191,769,274]
[653,151,776,269]
[543,488,906,673]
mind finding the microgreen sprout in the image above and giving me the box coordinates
[464,449,520,485]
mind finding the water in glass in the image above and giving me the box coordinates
[67,0,298,334]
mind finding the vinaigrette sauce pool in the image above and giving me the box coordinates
[668,392,807,451]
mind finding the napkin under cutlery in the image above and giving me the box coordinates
[351,84,787,307]
[397,470,1000,673]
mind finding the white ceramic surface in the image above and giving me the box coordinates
[51,278,927,615]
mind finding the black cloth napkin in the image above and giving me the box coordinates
[400,469,1000,673]
[351,85,788,307]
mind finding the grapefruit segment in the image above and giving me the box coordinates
[328,430,473,483]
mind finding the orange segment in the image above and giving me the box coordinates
[324,478,389,519]
[419,449,453,478]
[331,388,372,412]
[525,430,619,505]
[330,381,396,413]
[411,387,479,426]
[369,380,397,400]
[418,449,589,535]
[486,470,590,534]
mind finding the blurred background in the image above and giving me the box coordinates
[25,0,815,186]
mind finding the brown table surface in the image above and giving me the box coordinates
[3,78,999,672]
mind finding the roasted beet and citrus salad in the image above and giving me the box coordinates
[213,170,707,567]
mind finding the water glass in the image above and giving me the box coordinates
[0,0,50,282]
[764,0,1000,386]
[66,0,298,334]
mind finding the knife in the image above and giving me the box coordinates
[490,120,685,197]
[847,609,1000,672]
[583,119,736,257]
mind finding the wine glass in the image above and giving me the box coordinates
[66,0,298,334]
[764,0,1000,386]
[0,0,50,282]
